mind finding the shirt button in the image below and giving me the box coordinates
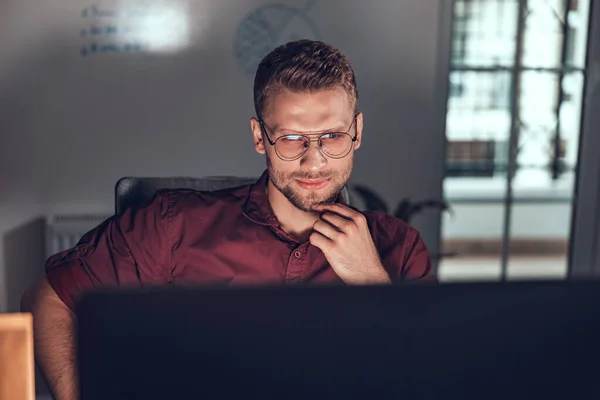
[294,251,301,259]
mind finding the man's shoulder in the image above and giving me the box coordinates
[153,183,253,215]
[360,209,412,230]
[360,209,419,244]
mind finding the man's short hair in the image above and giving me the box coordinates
[253,39,358,119]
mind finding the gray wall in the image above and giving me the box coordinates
[0,0,450,312]
[569,0,600,278]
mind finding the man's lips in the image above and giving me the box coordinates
[295,178,330,190]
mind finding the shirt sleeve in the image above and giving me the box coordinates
[373,215,437,283]
[397,228,437,283]
[45,191,173,311]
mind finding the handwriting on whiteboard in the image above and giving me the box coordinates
[79,4,145,56]
[79,3,190,56]
[81,4,155,19]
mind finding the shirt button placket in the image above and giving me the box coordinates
[286,245,307,283]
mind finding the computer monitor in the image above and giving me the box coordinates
[77,281,600,399]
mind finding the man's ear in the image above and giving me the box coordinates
[353,112,364,151]
[250,118,265,154]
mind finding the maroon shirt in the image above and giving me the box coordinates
[46,170,436,311]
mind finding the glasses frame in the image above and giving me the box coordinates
[258,113,359,161]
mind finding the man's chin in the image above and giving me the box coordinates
[290,193,339,212]
[291,199,322,212]
[277,180,343,212]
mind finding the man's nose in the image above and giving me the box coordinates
[300,140,327,170]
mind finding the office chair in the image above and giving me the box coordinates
[115,176,258,215]
[115,176,352,215]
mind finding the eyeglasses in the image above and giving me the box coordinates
[258,114,358,161]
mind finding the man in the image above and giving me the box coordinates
[21,39,436,400]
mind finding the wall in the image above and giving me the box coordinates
[0,0,450,313]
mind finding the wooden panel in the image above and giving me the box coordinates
[442,238,568,256]
[0,313,35,400]
[445,140,496,177]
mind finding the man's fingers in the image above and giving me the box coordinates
[313,203,364,224]
[309,230,331,249]
[320,212,352,233]
[313,219,341,240]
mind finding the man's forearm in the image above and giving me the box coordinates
[22,279,79,400]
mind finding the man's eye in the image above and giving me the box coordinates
[282,135,304,142]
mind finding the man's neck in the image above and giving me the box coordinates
[266,181,319,243]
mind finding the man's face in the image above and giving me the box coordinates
[251,87,363,212]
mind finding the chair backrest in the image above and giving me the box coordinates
[115,176,352,215]
[115,176,258,215]
[0,313,35,400]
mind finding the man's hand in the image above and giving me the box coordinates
[310,203,391,285]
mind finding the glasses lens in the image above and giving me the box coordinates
[275,135,310,160]
[320,133,353,158]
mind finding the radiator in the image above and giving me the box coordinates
[46,214,111,257]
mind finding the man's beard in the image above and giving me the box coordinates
[267,156,352,212]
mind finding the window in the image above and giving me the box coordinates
[440,0,592,282]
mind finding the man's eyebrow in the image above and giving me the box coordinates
[269,124,283,133]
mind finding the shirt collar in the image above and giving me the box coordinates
[243,170,278,226]
[243,169,348,226]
